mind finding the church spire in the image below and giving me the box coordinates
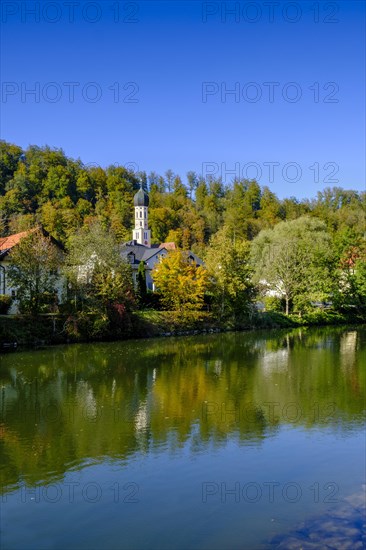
[132,186,151,247]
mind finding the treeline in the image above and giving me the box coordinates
[1,141,364,258]
[1,140,365,337]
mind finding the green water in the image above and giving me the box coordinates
[0,326,365,549]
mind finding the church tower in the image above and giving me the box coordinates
[132,186,151,247]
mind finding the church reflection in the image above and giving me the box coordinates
[0,326,365,493]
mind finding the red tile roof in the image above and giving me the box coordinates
[159,242,176,250]
[0,229,36,251]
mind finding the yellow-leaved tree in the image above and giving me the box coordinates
[152,250,208,313]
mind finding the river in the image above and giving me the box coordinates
[0,326,365,549]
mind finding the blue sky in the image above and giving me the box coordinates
[1,0,365,198]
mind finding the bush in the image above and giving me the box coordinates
[298,310,348,326]
[0,295,12,314]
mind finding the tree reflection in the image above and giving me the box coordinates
[0,327,365,493]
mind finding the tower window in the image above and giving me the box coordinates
[144,211,146,219]
[140,211,142,218]
[140,221,142,227]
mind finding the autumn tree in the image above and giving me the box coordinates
[152,250,208,313]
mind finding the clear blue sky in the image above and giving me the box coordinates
[1,0,365,198]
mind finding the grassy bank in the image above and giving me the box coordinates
[0,309,364,350]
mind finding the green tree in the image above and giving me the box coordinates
[137,260,147,306]
[65,222,135,319]
[258,186,284,227]
[251,216,334,314]
[205,227,255,321]
[7,229,63,315]
[0,141,23,193]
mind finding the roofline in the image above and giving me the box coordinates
[143,247,168,261]
[0,226,64,260]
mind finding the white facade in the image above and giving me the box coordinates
[133,205,151,247]
[0,257,65,314]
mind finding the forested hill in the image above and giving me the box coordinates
[0,141,364,256]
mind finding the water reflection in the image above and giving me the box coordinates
[0,326,365,494]
[270,484,366,549]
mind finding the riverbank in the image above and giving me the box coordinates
[0,308,364,351]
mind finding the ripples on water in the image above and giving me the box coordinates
[0,326,365,549]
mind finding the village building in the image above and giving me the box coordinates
[0,186,203,311]
[120,186,203,290]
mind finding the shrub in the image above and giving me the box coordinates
[299,310,347,326]
[0,295,12,314]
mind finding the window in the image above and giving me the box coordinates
[140,221,142,227]
[11,290,17,298]
[140,211,142,218]
[144,210,146,219]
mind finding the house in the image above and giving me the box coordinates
[0,227,65,313]
[120,186,203,290]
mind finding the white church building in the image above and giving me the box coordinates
[120,186,202,290]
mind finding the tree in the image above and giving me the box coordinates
[186,171,197,198]
[7,229,63,315]
[149,207,175,243]
[333,239,366,312]
[251,216,334,314]
[64,223,135,338]
[152,250,208,312]
[258,186,283,227]
[137,260,147,306]
[165,169,175,193]
[204,227,255,321]
[0,140,23,193]
[65,222,134,314]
